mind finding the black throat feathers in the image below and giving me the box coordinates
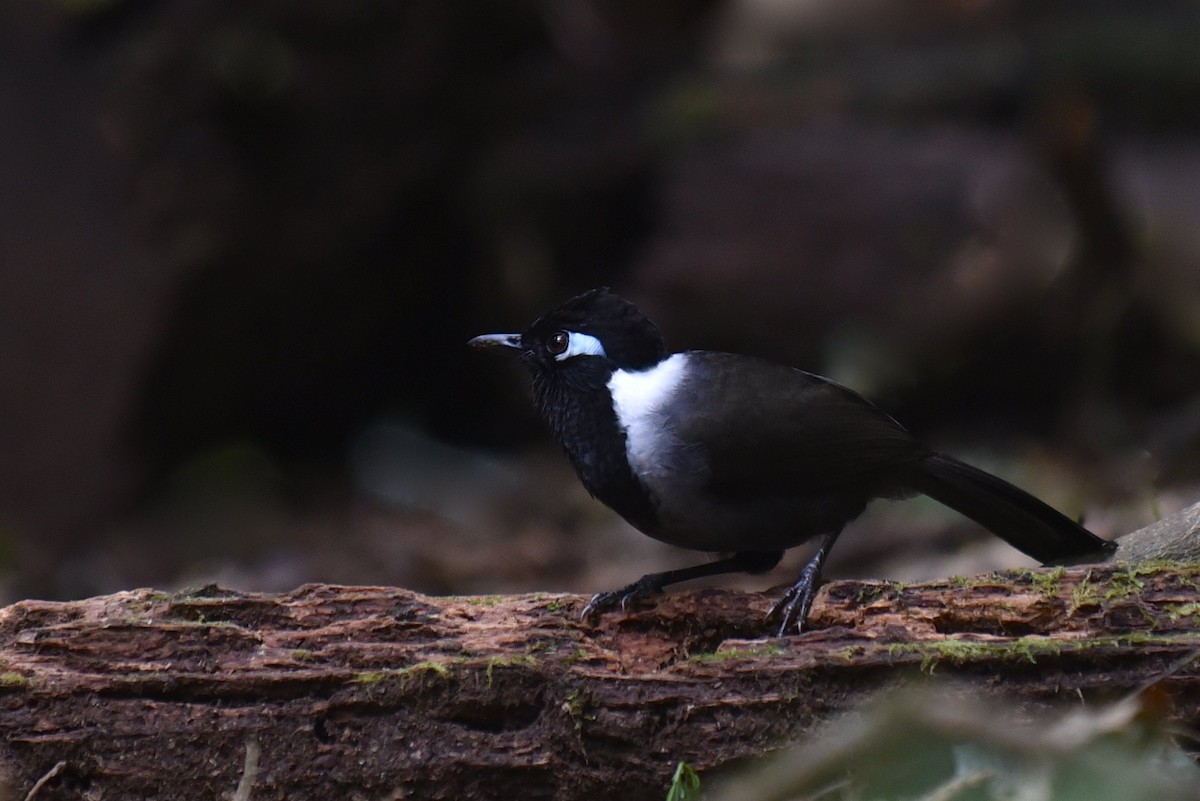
[529,359,660,534]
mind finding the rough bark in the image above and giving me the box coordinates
[1,559,1199,801]
[1113,501,1200,563]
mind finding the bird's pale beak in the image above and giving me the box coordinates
[467,333,523,351]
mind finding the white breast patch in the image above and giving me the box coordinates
[608,352,688,473]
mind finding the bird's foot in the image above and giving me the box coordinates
[766,567,821,637]
[765,531,837,636]
[580,575,664,622]
[766,582,815,637]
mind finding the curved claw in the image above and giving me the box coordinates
[766,583,816,637]
[580,590,624,621]
[766,530,839,636]
[580,576,664,623]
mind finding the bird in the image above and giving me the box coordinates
[468,287,1115,635]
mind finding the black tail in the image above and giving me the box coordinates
[907,453,1114,564]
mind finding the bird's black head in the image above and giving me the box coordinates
[468,288,668,372]
[469,289,668,533]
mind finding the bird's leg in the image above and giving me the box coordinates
[581,550,783,621]
[768,530,841,636]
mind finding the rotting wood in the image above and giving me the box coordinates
[0,562,1198,801]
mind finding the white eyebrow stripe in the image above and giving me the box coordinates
[555,331,607,361]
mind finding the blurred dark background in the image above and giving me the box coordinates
[2,0,1199,602]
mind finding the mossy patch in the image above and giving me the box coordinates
[562,687,597,754]
[1070,565,1147,611]
[563,647,591,667]
[885,631,1200,674]
[852,583,902,604]
[689,643,785,663]
[485,654,537,687]
[353,659,454,688]
[1165,602,1200,621]
[885,637,1057,674]
[1025,565,1067,598]
[462,595,504,607]
[0,672,28,687]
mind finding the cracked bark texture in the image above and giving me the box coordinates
[0,560,1199,801]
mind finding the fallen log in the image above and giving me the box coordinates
[1,558,1199,801]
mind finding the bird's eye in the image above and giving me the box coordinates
[546,330,606,361]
